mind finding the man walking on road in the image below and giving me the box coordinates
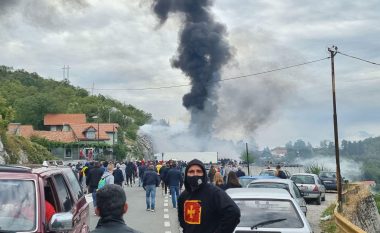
[166,162,183,208]
[92,184,140,233]
[86,161,104,211]
[143,165,160,212]
[178,159,240,233]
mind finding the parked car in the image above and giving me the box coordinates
[247,179,308,215]
[238,175,279,188]
[226,188,313,233]
[259,168,291,178]
[319,171,341,191]
[0,165,89,233]
[291,173,326,205]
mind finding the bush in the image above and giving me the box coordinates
[320,203,337,233]
[374,194,380,214]
[2,133,54,164]
[304,162,329,175]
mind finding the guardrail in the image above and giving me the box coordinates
[334,205,366,233]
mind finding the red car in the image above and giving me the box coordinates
[0,165,89,233]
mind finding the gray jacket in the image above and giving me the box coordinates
[101,171,114,185]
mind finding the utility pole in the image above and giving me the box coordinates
[328,46,343,211]
[246,142,250,176]
[62,65,70,81]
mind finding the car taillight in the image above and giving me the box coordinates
[313,185,319,191]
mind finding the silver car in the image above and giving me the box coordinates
[291,173,326,205]
[226,188,313,233]
[247,179,308,215]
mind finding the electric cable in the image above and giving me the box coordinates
[89,56,331,91]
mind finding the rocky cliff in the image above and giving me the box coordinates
[0,135,7,164]
[351,193,380,233]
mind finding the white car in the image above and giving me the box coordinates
[226,188,313,233]
[247,179,308,215]
[291,173,326,205]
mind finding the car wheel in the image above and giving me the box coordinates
[316,195,321,205]
[322,193,326,201]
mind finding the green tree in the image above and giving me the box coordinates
[240,151,255,164]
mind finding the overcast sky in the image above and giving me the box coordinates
[1,0,380,149]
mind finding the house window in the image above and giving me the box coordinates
[86,131,96,139]
[65,148,72,158]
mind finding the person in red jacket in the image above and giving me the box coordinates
[45,200,56,223]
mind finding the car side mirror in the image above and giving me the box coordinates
[49,212,74,232]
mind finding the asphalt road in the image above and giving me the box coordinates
[87,184,181,233]
[306,192,337,233]
[87,183,337,233]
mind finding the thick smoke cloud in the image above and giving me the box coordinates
[152,0,232,135]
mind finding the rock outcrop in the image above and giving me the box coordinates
[0,135,8,164]
[351,194,380,233]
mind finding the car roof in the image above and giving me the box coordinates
[249,178,293,185]
[239,175,278,179]
[291,173,318,177]
[226,188,292,199]
[0,165,32,173]
[32,166,72,177]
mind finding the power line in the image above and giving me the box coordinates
[337,51,380,66]
[89,56,330,91]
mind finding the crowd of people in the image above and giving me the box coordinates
[67,158,248,233]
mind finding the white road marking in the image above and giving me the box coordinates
[164,221,171,227]
[164,208,168,212]
[165,231,171,233]
[164,199,168,203]
[164,214,169,219]
[164,203,168,207]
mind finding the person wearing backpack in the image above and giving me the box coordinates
[99,163,115,190]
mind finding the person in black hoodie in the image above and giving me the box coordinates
[92,184,140,233]
[178,159,240,233]
[86,161,104,210]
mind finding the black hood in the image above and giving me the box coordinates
[184,159,207,192]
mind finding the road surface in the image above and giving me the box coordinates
[87,184,336,233]
[87,184,181,233]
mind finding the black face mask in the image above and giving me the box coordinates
[187,176,203,191]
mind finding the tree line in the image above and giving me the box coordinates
[0,65,152,160]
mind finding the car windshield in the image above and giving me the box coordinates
[320,172,336,178]
[291,175,315,184]
[259,170,276,176]
[0,180,36,231]
[239,178,255,187]
[248,182,289,192]
[234,199,304,228]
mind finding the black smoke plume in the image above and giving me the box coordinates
[152,0,232,135]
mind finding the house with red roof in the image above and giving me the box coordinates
[7,114,119,160]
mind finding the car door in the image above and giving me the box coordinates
[63,170,89,233]
[52,173,88,233]
[317,177,326,197]
[291,181,307,214]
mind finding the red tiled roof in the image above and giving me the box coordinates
[69,123,117,141]
[32,131,77,143]
[44,114,86,126]
[7,124,34,138]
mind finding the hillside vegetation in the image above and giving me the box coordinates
[0,65,152,160]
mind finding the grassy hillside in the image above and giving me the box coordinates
[0,65,151,139]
